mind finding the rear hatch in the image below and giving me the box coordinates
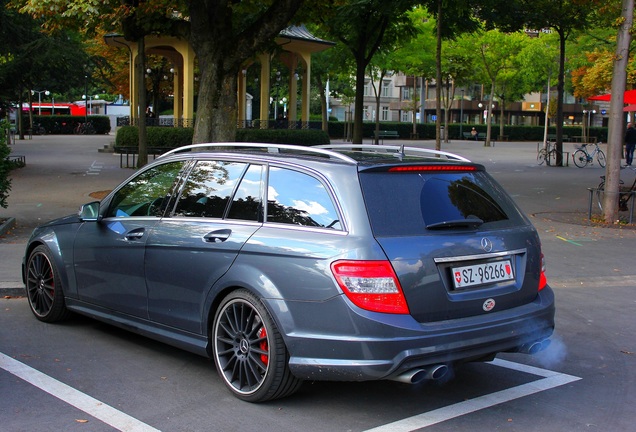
[359,162,543,323]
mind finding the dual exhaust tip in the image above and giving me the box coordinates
[390,364,450,385]
[391,338,551,385]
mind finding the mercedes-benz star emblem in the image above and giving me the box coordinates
[481,237,493,252]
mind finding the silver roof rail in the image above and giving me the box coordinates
[314,144,471,162]
[158,142,357,163]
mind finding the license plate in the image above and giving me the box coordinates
[452,260,514,289]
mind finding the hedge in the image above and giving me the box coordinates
[115,126,330,149]
[326,121,609,143]
[25,115,111,135]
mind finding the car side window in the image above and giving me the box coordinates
[174,161,248,218]
[106,161,185,218]
[266,167,341,230]
[226,164,264,221]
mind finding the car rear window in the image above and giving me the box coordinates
[359,168,527,236]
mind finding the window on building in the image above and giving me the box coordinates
[402,87,411,101]
[382,81,391,97]
[381,106,389,121]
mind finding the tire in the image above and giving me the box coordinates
[537,149,546,165]
[546,149,558,166]
[25,245,70,322]
[212,289,302,402]
[573,149,589,168]
[597,150,606,168]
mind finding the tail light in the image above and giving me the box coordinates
[330,260,409,314]
[539,253,547,291]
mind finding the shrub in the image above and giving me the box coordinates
[0,121,12,208]
[236,128,330,145]
[115,126,194,148]
[115,126,330,149]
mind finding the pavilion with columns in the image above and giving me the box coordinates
[104,25,334,128]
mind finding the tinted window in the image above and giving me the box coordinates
[174,161,248,218]
[360,170,526,236]
[266,167,341,229]
[107,161,185,218]
[227,164,264,221]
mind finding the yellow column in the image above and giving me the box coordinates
[173,65,182,125]
[258,54,271,129]
[180,43,196,127]
[301,53,311,125]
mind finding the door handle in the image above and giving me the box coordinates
[203,229,231,243]
[124,228,145,241]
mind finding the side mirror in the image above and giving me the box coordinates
[78,201,101,222]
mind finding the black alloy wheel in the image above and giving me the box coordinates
[212,289,302,402]
[25,245,70,322]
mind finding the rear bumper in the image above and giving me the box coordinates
[271,286,555,381]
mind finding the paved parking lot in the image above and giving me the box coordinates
[1,135,635,431]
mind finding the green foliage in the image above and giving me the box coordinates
[0,120,12,208]
[326,121,608,143]
[115,126,330,149]
[115,126,194,148]
[236,129,330,146]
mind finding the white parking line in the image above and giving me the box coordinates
[364,358,581,432]
[0,352,160,432]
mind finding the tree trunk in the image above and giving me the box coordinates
[352,59,366,144]
[603,0,633,223]
[136,37,148,167]
[434,0,443,151]
[554,28,566,166]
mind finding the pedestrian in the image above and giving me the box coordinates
[470,127,478,141]
[625,122,636,166]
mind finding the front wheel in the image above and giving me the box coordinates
[596,150,607,168]
[573,149,589,168]
[212,289,302,402]
[537,149,547,165]
[25,245,70,322]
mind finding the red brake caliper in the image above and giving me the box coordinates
[258,327,269,365]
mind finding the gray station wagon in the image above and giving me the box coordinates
[23,143,555,402]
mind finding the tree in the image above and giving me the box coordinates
[317,0,417,144]
[479,0,598,165]
[603,0,633,223]
[13,0,306,162]
[458,29,525,147]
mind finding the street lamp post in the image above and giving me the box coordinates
[478,102,483,124]
[31,90,50,115]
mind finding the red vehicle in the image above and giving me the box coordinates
[22,102,87,116]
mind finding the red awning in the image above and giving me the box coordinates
[623,105,636,112]
[588,89,636,104]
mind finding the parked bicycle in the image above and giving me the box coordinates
[74,121,95,135]
[596,166,636,211]
[573,141,606,168]
[537,141,556,165]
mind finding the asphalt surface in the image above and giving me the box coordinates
[1,134,636,431]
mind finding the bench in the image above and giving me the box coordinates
[6,155,26,167]
[114,146,169,168]
[373,130,399,144]
[548,134,571,142]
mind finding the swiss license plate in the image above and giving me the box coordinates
[452,260,514,289]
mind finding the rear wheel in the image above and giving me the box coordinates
[597,182,605,211]
[25,245,70,322]
[212,289,302,402]
[573,149,589,168]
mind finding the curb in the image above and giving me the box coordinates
[0,217,16,236]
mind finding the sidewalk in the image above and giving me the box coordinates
[2,135,634,296]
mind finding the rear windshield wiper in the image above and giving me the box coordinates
[426,217,484,230]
